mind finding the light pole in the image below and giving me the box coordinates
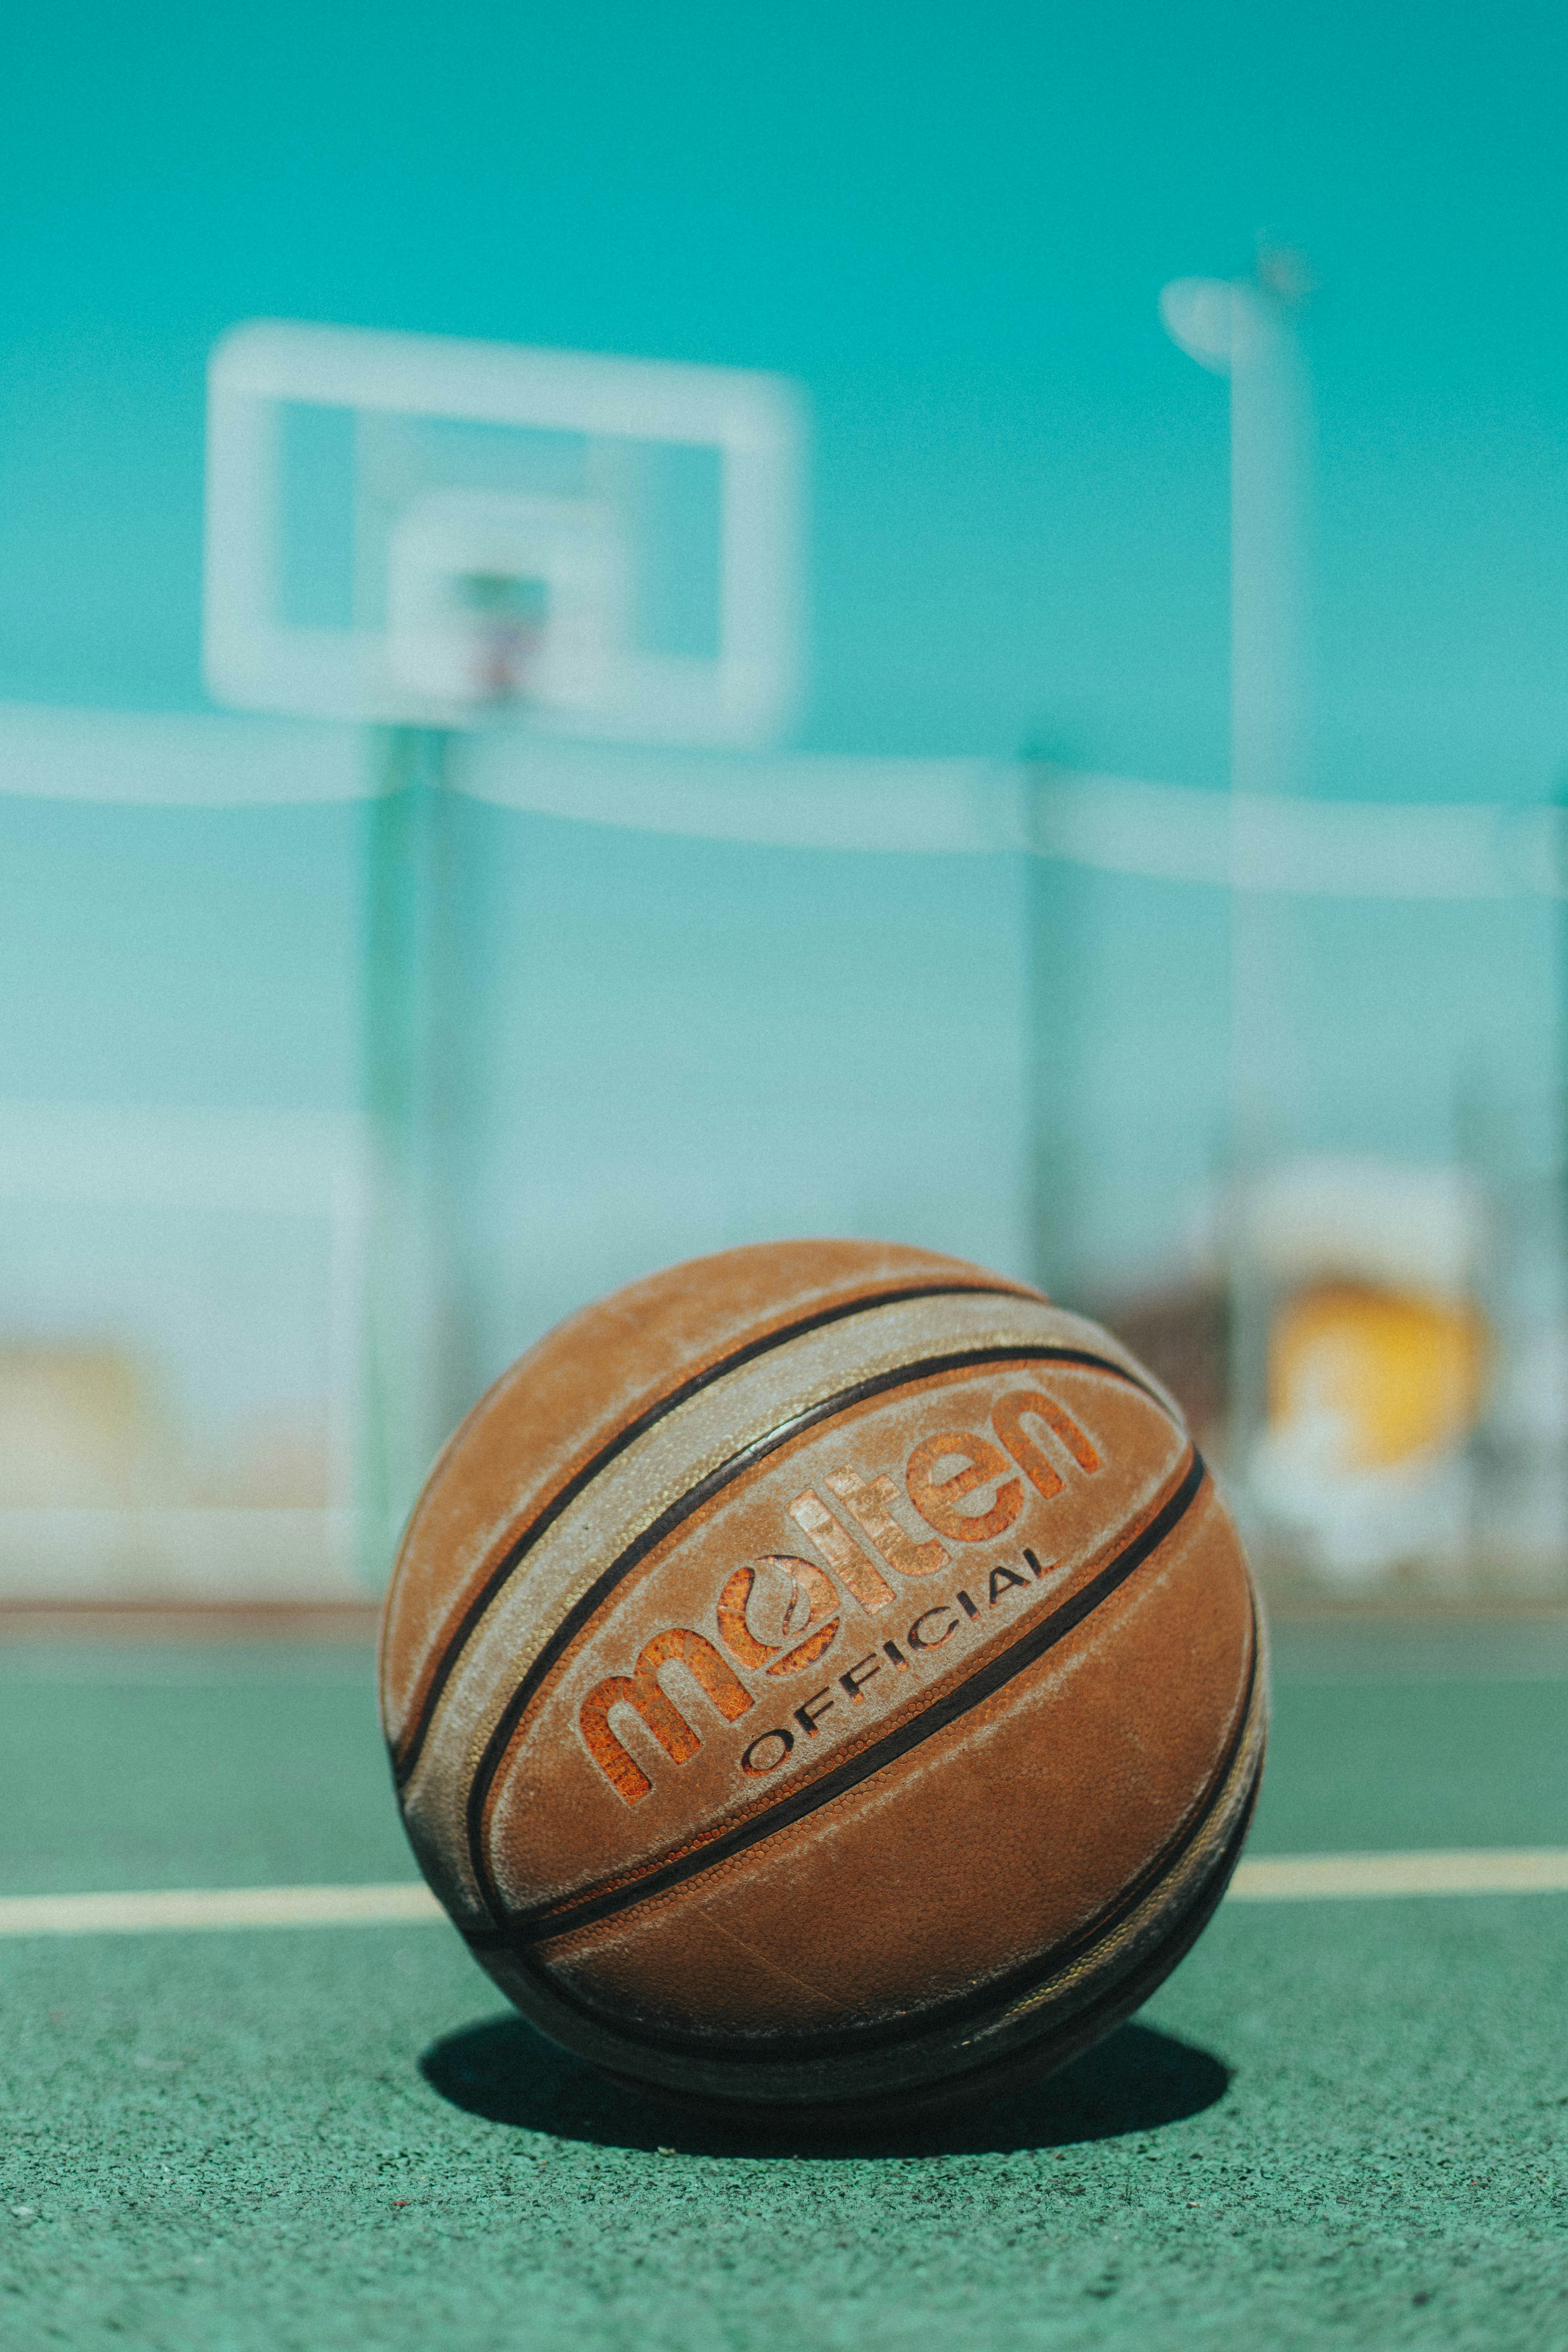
[1161,250,1315,1474]
[1160,251,1313,808]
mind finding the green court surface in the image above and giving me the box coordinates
[2,1621,1565,2352]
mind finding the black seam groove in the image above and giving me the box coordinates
[460,1348,1180,1925]
[393,1279,1045,1786]
[473,1550,1259,2072]
[475,1443,1207,1948]
[958,1581,1260,2030]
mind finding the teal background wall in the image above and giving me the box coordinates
[5,0,1568,798]
[2,0,1566,1484]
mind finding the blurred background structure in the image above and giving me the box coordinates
[5,0,1568,1613]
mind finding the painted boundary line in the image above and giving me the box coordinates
[1228,1849,1568,1902]
[2,1851,1567,1938]
[0,1883,443,1936]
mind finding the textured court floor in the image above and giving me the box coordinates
[1,1620,1565,2352]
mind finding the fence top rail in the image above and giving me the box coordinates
[1,702,1561,901]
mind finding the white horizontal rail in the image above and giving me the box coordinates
[1,1850,1565,1936]
[1,702,1562,899]
[0,703,366,805]
[0,1099,366,1212]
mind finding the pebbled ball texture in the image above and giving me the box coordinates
[379,1239,1266,2130]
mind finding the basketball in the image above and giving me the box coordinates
[379,1239,1266,2128]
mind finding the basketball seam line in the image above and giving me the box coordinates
[459,1344,1175,1926]
[841,1769,1266,2120]
[956,1593,1262,2040]
[390,1280,1040,1785]
[490,1580,1259,2070]
[475,1439,1205,1947]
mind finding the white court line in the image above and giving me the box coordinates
[1227,1849,1568,1902]
[0,1882,443,1937]
[2,1852,1567,1938]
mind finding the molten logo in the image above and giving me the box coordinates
[578,1628,754,1806]
[579,1387,1101,1804]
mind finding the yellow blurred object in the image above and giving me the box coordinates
[1268,1282,1486,1472]
[0,1345,159,1507]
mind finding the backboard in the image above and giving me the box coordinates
[204,321,805,747]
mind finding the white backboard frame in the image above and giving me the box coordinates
[204,320,805,747]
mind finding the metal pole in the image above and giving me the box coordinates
[360,725,468,1578]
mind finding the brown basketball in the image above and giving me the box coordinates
[379,1239,1265,2128]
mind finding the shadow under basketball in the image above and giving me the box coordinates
[418,2013,1230,2157]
